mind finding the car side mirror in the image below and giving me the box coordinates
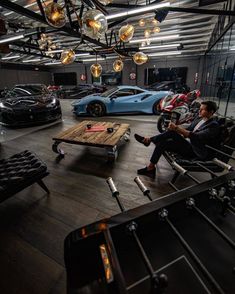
[110,95,117,100]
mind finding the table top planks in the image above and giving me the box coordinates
[52,120,130,148]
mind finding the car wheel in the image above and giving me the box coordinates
[153,101,160,115]
[87,101,106,117]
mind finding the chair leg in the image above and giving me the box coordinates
[171,171,180,184]
[37,179,50,194]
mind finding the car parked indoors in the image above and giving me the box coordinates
[0,84,62,127]
[72,85,171,117]
[147,81,190,94]
[58,84,107,100]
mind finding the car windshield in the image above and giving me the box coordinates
[14,85,49,95]
[100,87,118,97]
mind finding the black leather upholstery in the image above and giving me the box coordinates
[0,150,49,202]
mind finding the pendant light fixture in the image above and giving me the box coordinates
[90,62,102,78]
[60,49,76,65]
[45,1,66,28]
[153,27,160,33]
[139,19,145,27]
[113,59,124,72]
[119,24,135,42]
[82,9,107,39]
[133,52,148,65]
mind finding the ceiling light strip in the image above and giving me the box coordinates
[1,55,21,60]
[106,2,170,20]
[22,58,42,63]
[44,62,62,65]
[148,51,181,57]
[130,34,179,44]
[0,34,25,44]
[140,43,181,50]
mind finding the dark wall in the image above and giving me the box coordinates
[49,56,202,90]
[0,67,52,89]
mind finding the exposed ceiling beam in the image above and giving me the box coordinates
[167,7,235,16]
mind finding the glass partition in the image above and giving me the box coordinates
[201,24,235,118]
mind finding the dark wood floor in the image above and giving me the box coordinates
[0,101,206,294]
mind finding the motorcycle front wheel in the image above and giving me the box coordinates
[157,116,168,133]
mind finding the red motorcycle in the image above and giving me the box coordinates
[157,90,201,133]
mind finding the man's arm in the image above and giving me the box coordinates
[168,122,191,138]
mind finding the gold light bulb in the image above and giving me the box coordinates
[153,27,160,33]
[133,52,148,65]
[144,29,151,38]
[90,63,102,77]
[45,2,66,28]
[113,59,124,72]
[119,24,135,42]
[139,19,145,27]
[60,49,75,65]
[82,9,107,39]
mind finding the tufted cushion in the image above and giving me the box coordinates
[0,150,48,200]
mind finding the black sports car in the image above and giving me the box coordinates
[147,81,190,94]
[58,84,107,99]
[0,84,62,127]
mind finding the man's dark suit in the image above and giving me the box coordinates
[149,117,220,165]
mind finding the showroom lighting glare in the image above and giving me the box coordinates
[140,43,181,50]
[0,34,25,44]
[1,55,21,60]
[22,58,42,63]
[148,51,181,57]
[106,2,170,20]
[129,34,179,44]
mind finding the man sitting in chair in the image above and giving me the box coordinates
[135,101,220,179]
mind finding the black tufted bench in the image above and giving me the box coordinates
[0,150,49,203]
[164,120,235,183]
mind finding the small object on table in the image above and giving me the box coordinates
[107,127,113,133]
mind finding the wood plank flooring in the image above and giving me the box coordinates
[0,100,204,294]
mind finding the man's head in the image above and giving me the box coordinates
[199,101,217,119]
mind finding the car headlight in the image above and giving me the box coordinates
[46,98,57,107]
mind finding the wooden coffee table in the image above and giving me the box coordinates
[52,120,130,162]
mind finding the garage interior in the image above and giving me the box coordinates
[0,1,235,294]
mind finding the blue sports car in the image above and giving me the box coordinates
[71,85,170,116]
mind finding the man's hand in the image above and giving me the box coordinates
[168,122,177,131]
[168,122,191,138]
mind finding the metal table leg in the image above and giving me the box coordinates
[107,146,118,162]
[52,141,65,157]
